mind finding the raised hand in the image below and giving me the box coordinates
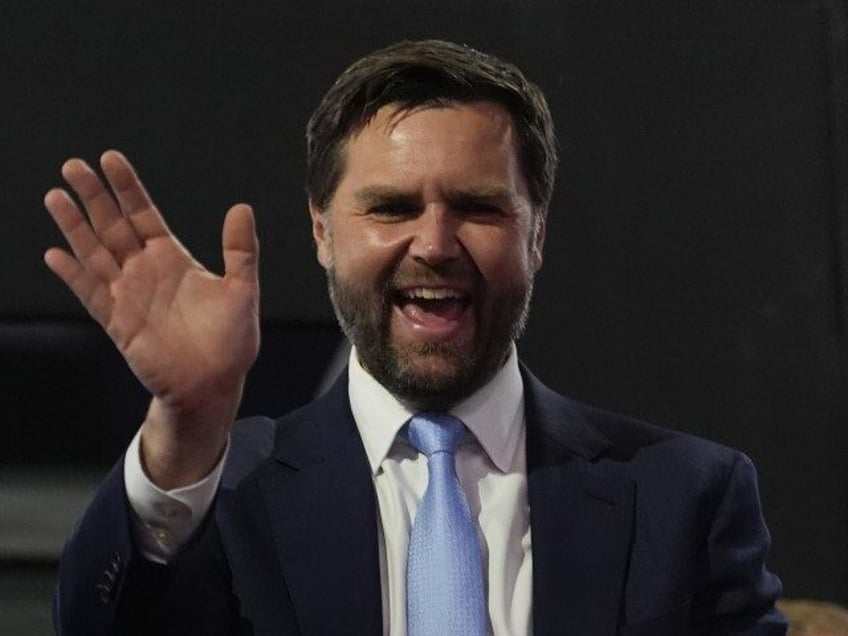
[44,151,260,487]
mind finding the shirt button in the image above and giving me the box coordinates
[152,527,175,548]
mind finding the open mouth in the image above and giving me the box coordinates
[394,287,472,332]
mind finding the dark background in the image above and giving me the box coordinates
[2,0,847,611]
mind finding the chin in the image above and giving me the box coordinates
[394,338,469,377]
[373,340,489,409]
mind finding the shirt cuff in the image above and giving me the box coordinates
[123,427,229,564]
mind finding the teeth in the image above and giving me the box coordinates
[404,288,461,300]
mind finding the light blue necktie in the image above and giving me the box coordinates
[406,413,487,636]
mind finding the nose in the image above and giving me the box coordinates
[408,204,462,265]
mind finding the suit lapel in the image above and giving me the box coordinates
[259,376,383,635]
[522,367,636,636]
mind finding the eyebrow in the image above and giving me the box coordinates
[448,185,513,202]
[354,186,419,207]
[353,184,515,206]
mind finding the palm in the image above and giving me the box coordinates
[111,237,259,410]
[44,152,260,418]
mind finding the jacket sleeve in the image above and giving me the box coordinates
[52,457,242,636]
[692,452,787,635]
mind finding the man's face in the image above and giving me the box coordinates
[310,101,545,408]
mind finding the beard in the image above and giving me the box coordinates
[326,263,534,410]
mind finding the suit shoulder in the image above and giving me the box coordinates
[223,376,352,489]
[522,366,746,479]
[570,397,752,486]
[573,398,723,449]
[222,404,325,489]
[222,416,278,490]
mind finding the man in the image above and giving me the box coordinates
[46,40,786,634]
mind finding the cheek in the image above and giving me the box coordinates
[468,230,535,283]
[332,224,407,284]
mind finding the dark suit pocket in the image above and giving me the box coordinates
[619,599,694,636]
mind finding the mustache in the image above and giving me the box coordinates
[387,260,480,293]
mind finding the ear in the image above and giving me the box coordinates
[309,200,332,269]
[530,213,546,272]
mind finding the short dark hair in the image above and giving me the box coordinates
[306,39,558,214]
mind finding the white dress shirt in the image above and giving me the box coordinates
[124,345,533,635]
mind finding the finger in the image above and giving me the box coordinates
[61,157,143,264]
[222,204,259,286]
[44,188,122,282]
[44,247,114,325]
[100,150,172,243]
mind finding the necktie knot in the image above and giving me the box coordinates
[407,412,465,457]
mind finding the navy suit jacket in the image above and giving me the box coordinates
[54,366,786,635]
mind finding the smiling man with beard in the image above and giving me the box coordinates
[47,40,786,635]
[317,101,540,410]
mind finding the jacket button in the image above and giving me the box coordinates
[95,582,113,605]
[95,551,124,604]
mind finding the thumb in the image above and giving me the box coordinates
[222,204,259,285]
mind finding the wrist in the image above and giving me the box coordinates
[140,390,240,489]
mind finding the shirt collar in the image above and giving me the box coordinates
[348,344,525,475]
